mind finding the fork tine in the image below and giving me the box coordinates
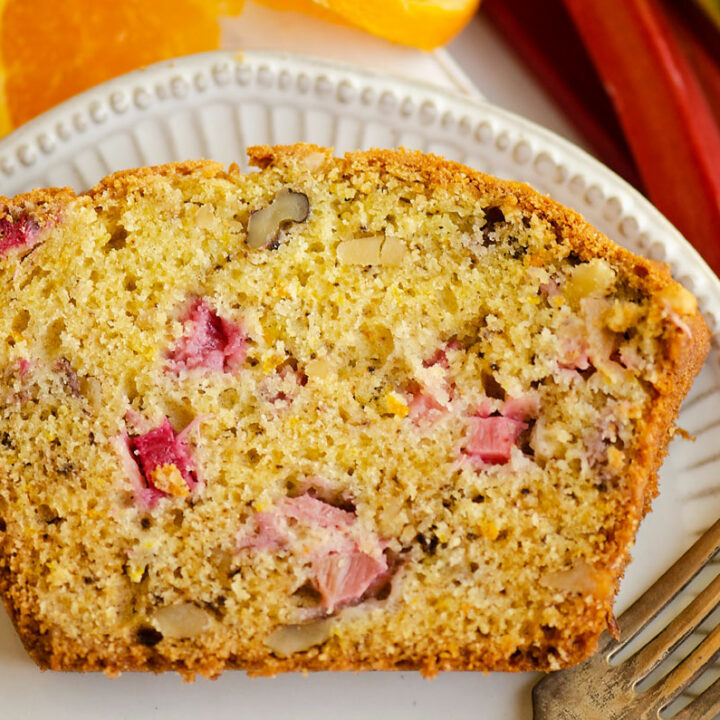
[605,517,720,651]
[646,621,720,711]
[671,674,720,720]
[622,572,720,681]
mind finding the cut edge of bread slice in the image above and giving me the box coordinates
[0,144,710,679]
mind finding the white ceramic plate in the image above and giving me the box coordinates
[1,51,719,720]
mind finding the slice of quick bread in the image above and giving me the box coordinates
[0,145,709,679]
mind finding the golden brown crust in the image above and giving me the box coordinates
[0,548,602,678]
[2,511,604,677]
[0,186,77,214]
[84,159,229,201]
[0,161,228,220]
[0,144,710,679]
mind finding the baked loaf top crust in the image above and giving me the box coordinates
[0,145,709,679]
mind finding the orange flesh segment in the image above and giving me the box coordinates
[306,0,480,49]
[1,0,234,127]
[253,0,348,25]
[254,0,479,49]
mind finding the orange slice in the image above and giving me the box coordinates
[256,0,479,49]
[304,0,480,50]
[0,0,243,134]
[0,0,477,137]
[252,0,350,25]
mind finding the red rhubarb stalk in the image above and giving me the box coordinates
[483,0,641,186]
[562,0,720,275]
[664,1,720,127]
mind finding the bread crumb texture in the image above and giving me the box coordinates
[0,145,709,679]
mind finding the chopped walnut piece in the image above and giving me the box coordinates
[541,560,614,599]
[265,619,333,656]
[299,151,328,172]
[151,603,210,639]
[305,357,332,379]
[337,236,383,265]
[194,204,217,231]
[247,188,310,249]
[564,259,616,304]
[380,236,406,265]
[337,235,406,266]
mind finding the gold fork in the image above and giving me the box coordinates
[532,517,720,719]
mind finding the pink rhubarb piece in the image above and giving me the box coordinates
[502,394,540,421]
[17,358,32,377]
[169,298,247,373]
[464,415,527,465]
[422,339,462,369]
[0,216,39,257]
[558,335,591,371]
[408,390,445,420]
[236,512,288,551]
[312,550,388,612]
[281,494,355,529]
[237,493,388,610]
[130,417,199,494]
